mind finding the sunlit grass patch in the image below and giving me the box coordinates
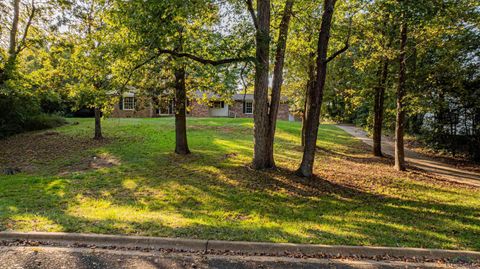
[0,117,479,250]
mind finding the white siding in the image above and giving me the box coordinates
[209,104,229,117]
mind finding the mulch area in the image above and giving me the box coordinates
[0,130,109,174]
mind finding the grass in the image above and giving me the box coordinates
[0,117,479,250]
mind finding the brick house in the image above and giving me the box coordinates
[111,91,292,121]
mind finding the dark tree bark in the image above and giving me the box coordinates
[252,0,271,169]
[296,0,337,177]
[301,53,316,147]
[301,88,308,147]
[174,65,190,155]
[373,59,389,156]
[394,20,408,171]
[265,0,294,167]
[94,106,103,140]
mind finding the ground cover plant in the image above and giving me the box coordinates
[0,118,478,250]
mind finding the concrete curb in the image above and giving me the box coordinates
[0,232,206,252]
[1,232,479,261]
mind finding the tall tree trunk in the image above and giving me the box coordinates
[94,106,103,140]
[265,0,294,167]
[252,0,271,169]
[302,53,316,147]
[9,0,20,57]
[1,0,20,85]
[296,0,336,177]
[301,91,308,147]
[174,65,190,155]
[394,20,408,171]
[373,59,389,156]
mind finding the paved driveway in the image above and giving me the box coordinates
[336,125,480,187]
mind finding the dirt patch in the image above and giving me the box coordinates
[89,153,121,169]
[57,152,122,176]
[0,130,110,173]
[224,152,238,159]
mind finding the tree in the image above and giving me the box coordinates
[394,15,408,170]
[62,0,128,140]
[296,0,345,177]
[0,0,62,137]
[246,0,295,169]
[250,0,271,169]
[266,0,295,167]
[1,0,36,86]
[366,7,395,158]
[115,0,252,154]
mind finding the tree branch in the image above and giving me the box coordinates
[120,53,160,92]
[245,0,258,30]
[157,49,254,66]
[120,50,254,92]
[16,0,35,54]
[325,43,348,63]
[325,16,352,63]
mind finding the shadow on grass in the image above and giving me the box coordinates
[0,118,479,250]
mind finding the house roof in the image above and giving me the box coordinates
[193,91,254,101]
[232,94,254,101]
[114,90,284,103]
[192,91,220,99]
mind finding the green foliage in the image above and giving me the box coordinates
[1,0,478,159]
[314,0,480,159]
[0,92,39,138]
[23,113,67,132]
[111,0,252,104]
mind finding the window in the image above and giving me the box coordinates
[123,97,135,110]
[158,98,174,115]
[212,101,224,109]
[244,101,253,114]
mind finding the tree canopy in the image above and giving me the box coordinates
[1,0,479,169]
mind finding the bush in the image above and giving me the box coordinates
[0,93,40,138]
[23,114,67,132]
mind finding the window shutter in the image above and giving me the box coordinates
[221,101,224,108]
[242,101,246,113]
[119,97,123,110]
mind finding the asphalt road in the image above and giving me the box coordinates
[0,246,469,269]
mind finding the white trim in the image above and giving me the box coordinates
[123,96,135,110]
[244,100,253,114]
[212,101,224,109]
[122,91,135,97]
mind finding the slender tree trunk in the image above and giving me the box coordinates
[252,0,271,169]
[394,20,408,171]
[174,65,190,155]
[1,0,20,85]
[265,0,294,167]
[301,96,308,147]
[94,107,103,140]
[9,0,20,57]
[302,53,316,147]
[296,0,336,177]
[373,59,389,156]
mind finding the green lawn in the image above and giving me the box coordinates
[0,117,479,250]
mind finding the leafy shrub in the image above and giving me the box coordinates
[0,93,40,138]
[23,113,67,132]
